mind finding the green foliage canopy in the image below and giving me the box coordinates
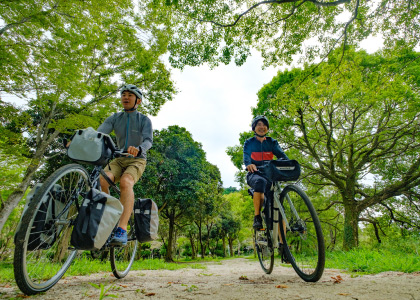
[228,48,420,249]
[147,0,420,68]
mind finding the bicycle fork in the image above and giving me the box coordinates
[273,183,305,238]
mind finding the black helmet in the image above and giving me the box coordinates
[251,115,269,131]
[120,84,143,100]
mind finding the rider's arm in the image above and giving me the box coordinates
[97,115,115,135]
[272,139,289,160]
[137,116,153,157]
[243,139,257,172]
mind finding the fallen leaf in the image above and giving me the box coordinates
[338,293,350,296]
[239,276,248,280]
[331,275,343,284]
[145,292,156,296]
[276,284,288,289]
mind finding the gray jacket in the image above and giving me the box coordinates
[97,111,153,160]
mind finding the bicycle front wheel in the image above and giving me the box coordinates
[254,212,274,274]
[279,184,325,282]
[14,164,89,295]
[110,212,138,278]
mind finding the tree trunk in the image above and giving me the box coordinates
[343,203,359,250]
[228,237,234,257]
[0,156,43,233]
[165,210,175,262]
[189,235,196,259]
[196,222,205,258]
[0,123,59,233]
[222,235,226,257]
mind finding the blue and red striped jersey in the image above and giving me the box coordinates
[243,136,288,167]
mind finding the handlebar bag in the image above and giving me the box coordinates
[67,127,114,166]
[134,198,159,243]
[71,188,123,251]
[260,159,301,182]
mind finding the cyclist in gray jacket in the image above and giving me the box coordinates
[98,84,152,245]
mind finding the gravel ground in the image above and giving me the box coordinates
[1,258,420,299]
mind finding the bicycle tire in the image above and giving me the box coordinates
[254,211,274,274]
[279,184,325,282]
[110,212,138,278]
[14,164,89,295]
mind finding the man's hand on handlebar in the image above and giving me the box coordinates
[126,146,141,157]
[246,164,258,173]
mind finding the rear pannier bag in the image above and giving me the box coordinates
[15,183,67,251]
[67,127,115,166]
[259,159,301,182]
[134,198,159,243]
[71,188,123,251]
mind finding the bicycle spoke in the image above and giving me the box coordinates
[254,212,274,274]
[14,164,89,295]
[280,184,325,282]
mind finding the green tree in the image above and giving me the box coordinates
[148,0,419,68]
[0,0,175,232]
[190,162,223,258]
[135,126,222,261]
[223,191,254,254]
[228,48,420,250]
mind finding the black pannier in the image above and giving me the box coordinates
[259,159,301,182]
[70,188,123,251]
[134,198,159,243]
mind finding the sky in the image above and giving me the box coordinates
[149,54,280,188]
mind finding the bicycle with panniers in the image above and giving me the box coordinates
[13,128,158,295]
[251,159,325,282]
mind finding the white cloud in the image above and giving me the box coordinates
[150,54,279,188]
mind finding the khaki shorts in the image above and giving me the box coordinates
[104,157,147,183]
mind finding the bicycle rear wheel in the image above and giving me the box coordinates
[279,184,325,282]
[14,164,89,295]
[254,211,274,274]
[110,212,138,278]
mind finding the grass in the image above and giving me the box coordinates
[326,248,420,274]
[0,255,207,284]
[2,240,419,284]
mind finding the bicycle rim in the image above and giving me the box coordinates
[110,213,137,278]
[14,164,89,295]
[254,213,274,274]
[279,184,325,282]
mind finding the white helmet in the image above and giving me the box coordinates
[120,84,143,100]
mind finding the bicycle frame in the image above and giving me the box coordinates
[269,181,307,248]
[273,182,302,234]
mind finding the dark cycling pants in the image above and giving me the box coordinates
[246,172,271,193]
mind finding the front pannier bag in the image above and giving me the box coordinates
[71,188,123,251]
[134,198,159,243]
[67,127,115,166]
[260,159,301,182]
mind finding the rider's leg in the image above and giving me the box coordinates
[118,173,135,231]
[99,172,115,193]
[253,192,264,216]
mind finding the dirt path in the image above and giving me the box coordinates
[1,258,420,299]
